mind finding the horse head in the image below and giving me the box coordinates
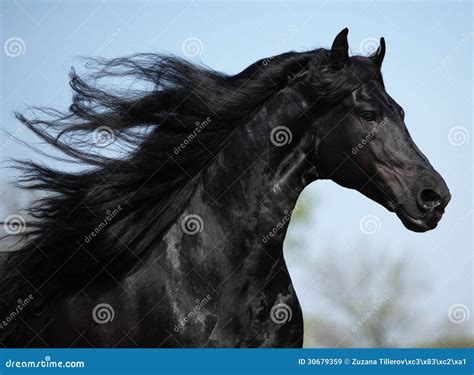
[293,29,450,232]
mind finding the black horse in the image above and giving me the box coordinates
[0,29,450,347]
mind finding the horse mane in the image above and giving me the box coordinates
[0,47,378,342]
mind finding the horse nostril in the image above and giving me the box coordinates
[417,188,442,211]
[420,188,441,202]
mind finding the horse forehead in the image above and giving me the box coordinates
[357,82,395,109]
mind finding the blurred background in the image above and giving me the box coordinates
[1,0,472,347]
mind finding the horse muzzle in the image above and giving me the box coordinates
[395,172,451,232]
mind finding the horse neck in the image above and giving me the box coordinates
[187,86,314,260]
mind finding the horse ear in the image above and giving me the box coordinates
[370,37,385,68]
[329,28,349,70]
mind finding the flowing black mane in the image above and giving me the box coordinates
[0,47,378,341]
[0,29,451,349]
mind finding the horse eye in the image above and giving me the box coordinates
[360,111,377,122]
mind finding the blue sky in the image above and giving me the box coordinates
[1,1,472,344]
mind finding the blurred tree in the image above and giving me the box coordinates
[303,249,425,348]
[284,190,314,251]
